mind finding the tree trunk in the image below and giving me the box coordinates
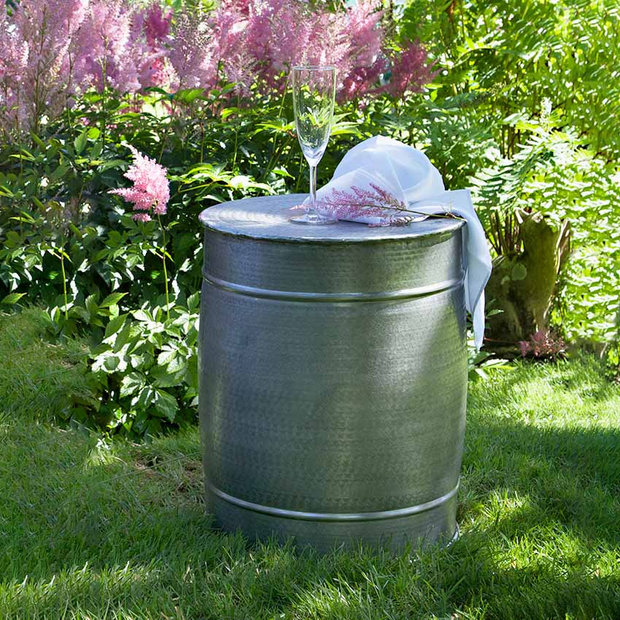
[485,211,570,352]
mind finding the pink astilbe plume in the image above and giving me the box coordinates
[0,0,89,134]
[143,3,171,46]
[316,183,414,227]
[337,0,385,101]
[109,146,170,222]
[0,12,29,133]
[73,0,159,93]
[74,0,173,92]
[0,0,174,136]
[214,5,256,95]
[168,10,220,91]
[173,0,386,98]
[129,4,174,89]
[382,39,438,100]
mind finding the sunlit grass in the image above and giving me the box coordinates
[1,309,619,619]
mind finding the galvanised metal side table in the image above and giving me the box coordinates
[199,194,467,552]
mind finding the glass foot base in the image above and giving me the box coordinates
[290,212,338,225]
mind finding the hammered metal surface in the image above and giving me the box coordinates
[199,194,468,552]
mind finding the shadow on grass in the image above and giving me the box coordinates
[1,355,620,619]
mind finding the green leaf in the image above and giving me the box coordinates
[120,372,145,398]
[69,223,84,238]
[187,292,200,312]
[112,322,133,353]
[98,159,128,172]
[30,132,47,149]
[104,313,128,339]
[1,292,26,305]
[89,140,103,160]
[153,389,179,422]
[157,346,177,366]
[74,128,89,155]
[150,362,187,388]
[133,309,151,322]
[84,294,100,321]
[511,263,528,281]
[135,385,156,409]
[100,292,127,308]
[103,354,121,372]
[173,88,206,104]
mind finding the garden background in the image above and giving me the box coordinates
[1,0,619,435]
[1,1,620,618]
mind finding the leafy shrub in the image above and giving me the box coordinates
[86,295,200,435]
[472,110,620,343]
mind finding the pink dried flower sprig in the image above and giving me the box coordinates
[316,183,415,227]
[109,145,170,222]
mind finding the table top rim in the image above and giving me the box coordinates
[199,194,465,244]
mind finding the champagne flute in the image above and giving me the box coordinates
[290,65,338,225]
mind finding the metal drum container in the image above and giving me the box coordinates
[199,194,468,552]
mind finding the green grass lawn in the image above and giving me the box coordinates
[1,310,620,620]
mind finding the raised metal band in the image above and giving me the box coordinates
[208,482,460,522]
[203,273,464,303]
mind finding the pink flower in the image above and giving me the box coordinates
[109,146,170,221]
[519,330,566,359]
[0,0,89,134]
[382,40,437,100]
[142,4,172,47]
[171,0,386,98]
[134,4,174,89]
[73,0,141,93]
[168,10,220,91]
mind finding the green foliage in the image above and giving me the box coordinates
[472,111,620,342]
[0,86,364,435]
[400,0,620,159]
[87,295,200,435]
[397,0,620,350]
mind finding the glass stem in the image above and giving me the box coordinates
[308,163,318,215]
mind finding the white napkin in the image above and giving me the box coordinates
[310,135,492,349]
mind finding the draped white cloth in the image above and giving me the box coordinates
[310,135,492,349]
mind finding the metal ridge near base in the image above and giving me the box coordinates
[208,482,460,523]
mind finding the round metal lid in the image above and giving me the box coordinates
[199,194,464,244]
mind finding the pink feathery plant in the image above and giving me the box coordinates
[168,0,387,99]
[316,184,414,227]
[73,0,166,94]
[382,39,438,100]
[142,3,172,46]
[337,0,386,101]
[0,0,172,136]
[519,330,566,360]
[109,145,172,316]
[132,4,174,90]
[109,145,169,222]
[0,0,89,134]
[0,0,435,137]
[168,9,220,92]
